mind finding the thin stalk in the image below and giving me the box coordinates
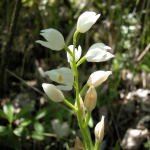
[72,30,91,150]
[43,133,57,137]
[94,141,100,150]
[83,111,91,128]
[80,83,89,96]
[77,56,86,67]
[64,45,73,57]
[73,30,79,54]
[62,99,78,111]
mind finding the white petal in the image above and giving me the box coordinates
[35,40,61,50]
[41,28,65,46]
[45,70,63,84]
[58,68,74,87]
[85,50,115,62]
[36,28,65,50]
[56,84,73,91]
[77,11,100,33]
[89,43,111,52]
[87,71,112,87]
[67,45,74,62]
[85,43,114,62]
[45,67,74,91]
[67,45,82,62]
[75,45,82,62]
[42,83,64,102]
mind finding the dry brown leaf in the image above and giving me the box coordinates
[69,137,84,150]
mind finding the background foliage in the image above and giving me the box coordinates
[0,0,150,150]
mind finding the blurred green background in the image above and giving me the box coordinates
[0,0,150,150]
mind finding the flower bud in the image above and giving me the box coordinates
[42,83,64,102]
[87,71,112,87]
[84,86,97,111]
[77,11,100,33]
[75,97,85,119]
[94,116,105,143]
[36,28,65,51]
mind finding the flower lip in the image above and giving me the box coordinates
[44,67,74,91]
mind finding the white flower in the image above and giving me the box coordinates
[85,43,115,62]
[67,45,82,62]
[42,83,64,102]
[35,28,65,51]
[87,71,112,87]
[45,67,74,91]
[94,116,105,143]
[77,11,100,33]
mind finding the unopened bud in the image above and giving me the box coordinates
[94,116,105,143]
[75,97,85,119]
[42,83,64,102]
[84,86,97,111]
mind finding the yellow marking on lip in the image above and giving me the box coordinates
[58,75,63,82]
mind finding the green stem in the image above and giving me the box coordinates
[72,30,91,150]
[83,111,91,128]
[64,45,73,57]
[94,141,100,150]
[77,56,86,67]
[62,99,78,111]
[80,83,89,96]
[73,30,79,54]
[70,62,74,73]
[43,133,57,137]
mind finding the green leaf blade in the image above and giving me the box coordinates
[3,102,14,123]
[14,105,32,120]
[115,140,119,150]
[0,109,9,120]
